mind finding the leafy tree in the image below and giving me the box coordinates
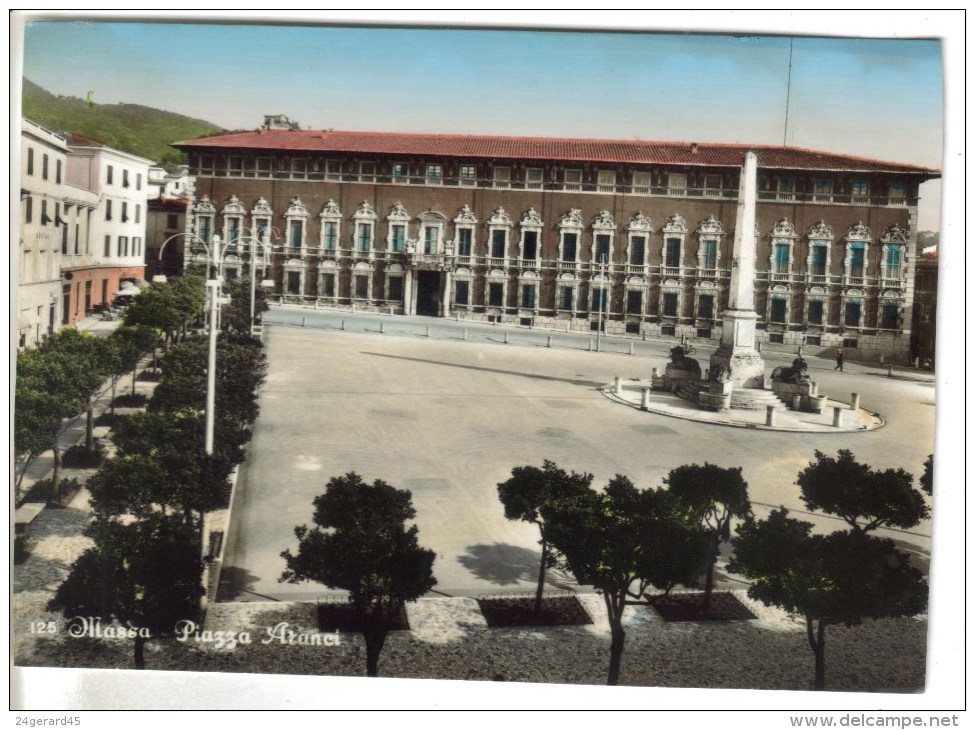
[796,450,929,534]
[542,475,708,685]
[48,514,204,669]
[729,509,928,690]
[107,410,233,521]
[101,325,160,417]
[496,460,594,613]
[919,454,933,496]
[664,463,751,611]
[123,275,205,344]
[14,330,106,498]
[280,473,437,677]
[221,278,271,335]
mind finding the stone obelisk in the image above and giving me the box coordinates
[709,150,766,388]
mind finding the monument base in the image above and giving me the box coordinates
[708,350,766,389]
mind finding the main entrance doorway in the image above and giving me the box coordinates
[416,271,442,317]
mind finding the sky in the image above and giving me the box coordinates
[14,12,949,230]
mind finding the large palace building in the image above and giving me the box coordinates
[175,116,939,360]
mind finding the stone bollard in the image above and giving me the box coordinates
[652,367,659,378]
[887,364,893,377]
[426,326,431,338]
[614,376,622,396]
[792,394,801,411]
[629,341,634,356]
[504,332,509,344]
[302,317,306,327]
[340,320,345,331]
[547,335,552,348]
[379,321,384,334]
[463,329,467,341]
[833,407,843,427]
[642,331,647,341]
[589,340,594,352]
[757,341,763,353]
[641,388,651,411]
[766,405,775,427]
[567,321,571,333]
[851,392,860,411]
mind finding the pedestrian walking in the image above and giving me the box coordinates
[834,352,844,372]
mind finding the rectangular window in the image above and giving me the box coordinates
[667,173,687,192]
[845,301,862,327]
[852,180,869,196]
[359,161,375,179]
[424,227,438,254]
[597,170,616,191]
[74,223,80,254]
[522,231,538,260]
[392,163,408,182]
[27,148,34,175]
[322,273,335,298]
[881,303,899,329]
[25,196,32,223]
[774,243,790,273]
[814,178,832,195]
[355,276,369,299]
[257,157,273,174]
[886,246,901,275]
[459,164,476,181]
[122,201,129,222]
[850,246,865,277]
[388,277,403,301]
[426,164,442,184]
[522,284,536,308]
[324,160,340,178]
[166,213,179,230]
[889,181,905,198]
[287,271,301,295]
[41,200,48,225]
[105,199,113,221]
[323,222,337,250]
[42,154,49,180]
[701,239,717,269]
[455,280,470,305]
[564,169,582,190]
[493,167,510,188]
[118,236,128,257]
[198,217,211,243]
[106,165,113,185]
[357,224,372,251]
[704,174,722,190]
[770,298,787,323]
[559,286,574,310]
[457,228,472,257]
[777,177,794,193]
[665,238,681,268]
[228,218,240,244]
[563,232,578,262]
[136,173,142,190]
[290,221,303,248]
[698,295,714,319]
[593,287,608,311]
[662,292,679,317]
[491,230,506,259]
[526,168,544,189]
[626,289,643,314]
[135,204,141,224]
[811,245,827,275]
[104,235,111,257]
[123,169,130,188]
[56,159,62,184]
[133,237,141,256]
[808,300,824,325]
[595,234,611,263]
[632,171,651,192]
[62,224,69,254]
[292,158,307,176]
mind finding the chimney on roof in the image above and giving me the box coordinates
[690,143,699,155]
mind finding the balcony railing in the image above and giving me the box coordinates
[661,266,681,277]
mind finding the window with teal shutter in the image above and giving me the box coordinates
[886,246,901,276]
[701,239,717,269]
[850,245,865,277]
[811,245,827,275]
[457,228,472,256]
[774,242,790,273]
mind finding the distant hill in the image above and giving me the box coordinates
[21,78,225,167]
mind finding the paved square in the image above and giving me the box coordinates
[219,319,934,602]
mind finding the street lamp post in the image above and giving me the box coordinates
[596,254,607,352]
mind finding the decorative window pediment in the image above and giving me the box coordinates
[880,223,910,243]
[808,220,834,240]
[558,208,584,230]
[222,195,246,216]
[251,197,273,217]
[387,202,410,222]
[592,210,616,230]
[696,215,724,235]
[846,221,872,241]
[454,204,478,225]
[286,196,309,218]
[193,196,216,215]
[487,207,512,227]
[520,207,543,227]
[662,213,688,234]
[770,218,796,239]
[353,201,378,222]
[320,199,342,220]
[626,213,653,233]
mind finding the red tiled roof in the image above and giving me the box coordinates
[174,129,940,176]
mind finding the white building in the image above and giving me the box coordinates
[18,119,67,347]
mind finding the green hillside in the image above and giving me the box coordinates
[22,78,225,167]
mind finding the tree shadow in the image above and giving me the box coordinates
[362,352,603,388]
[457,543,576,589]
[216,564,265,602]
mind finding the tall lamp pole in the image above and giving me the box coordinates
[596,254,607,352]
[204,234,223,455]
